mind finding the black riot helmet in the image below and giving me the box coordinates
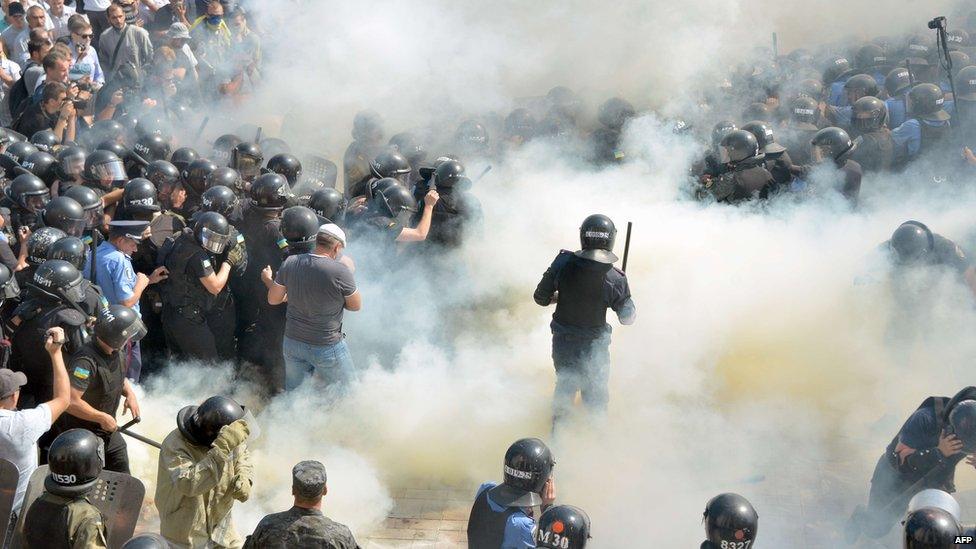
[259,137,291,159]
[122,178,161,217]
[886,67,913,97]
[266,153,302,186]
[388,132,427,165]
[905,35,933,66]
[577,214,618,264]
[351,110,383,142]
[504,108,537,139]
[948,29,971,50]
[169,147,199,173]
[823,56,852,83]
[22,150,58,186]
[134,115,170,142]
[855,43,888,70]
[0,263,17,302]
[229,141,263,180]
[200,185,238,217]
[369,150,411,181]
[907,83,950,122]
[903,507,961,548]
[789,96,819,130]
[955,65,976,102]
[950,51,971,72]
[844,73,880,102]
[206,166,243,194]
[48,236,87,270]
[719,130,760,165]
[63,185,104,231]
[211,133,241,166]
[8,173,50,213]
[374,184,417,220]
[487,438,555,507]
[45,429,104,497]
[55,146,86,181]
[711,120,737,149]
[121,534,171,549]
[249,173,290,211]
[95,139,128,160]
[95,304,147,350]
[182,158,218,198]
[146,160,180,188]
[367,177,400,201]
[740,121,785,154]
[889,221,934,265]
[84,149,127,190]
[42,197,87,237]
[535,505,591,549]
[177,395,245,447]
[433,159,470,189]
[811,127,856,164]
[597,97,636,130]
[703,493,758,546]
[795,78,824,100]
[741,102,772,123]
[5,141,38,165]
[308,188,346,223]
[280,206,319,247]
[32,259,86,303]
[29,129,58,153]
[852,96,888,133]
[133,134,172,163]
[27,227,66,266]
[948,400,976,452]
[454,119,490,151]
[193,212,232,254]
[87,119,125,146]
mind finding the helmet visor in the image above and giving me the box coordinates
[235,155,260,178]
[91,159,126,185]
[811,145,827,163]
[119,316,148,346]
[199,226,230,254]
[62,278,86,303]
[61,155,85,176]
[23,192,50,213]
[84,204,104,230]
[718,146,732,164]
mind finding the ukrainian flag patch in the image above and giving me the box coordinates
[72,367,90,380]
[276,238,288,249]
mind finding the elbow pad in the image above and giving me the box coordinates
[533,290,553,306]
[901,447,945,474]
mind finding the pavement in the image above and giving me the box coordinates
[360,484,473,548]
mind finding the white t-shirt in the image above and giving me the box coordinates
[0,404,52,513]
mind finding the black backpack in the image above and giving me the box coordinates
[9,61,38,121]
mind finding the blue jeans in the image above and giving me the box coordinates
[282,336,356,392]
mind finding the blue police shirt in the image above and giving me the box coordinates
[891,118,951,161]
[886,96,907,129]
[828,79,849,106]
[476,482,535,549]
[94,241,139,313]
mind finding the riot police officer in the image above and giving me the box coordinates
[850,96,894,172]
[51,304,145,474]
[388,132,427,187]
[454,119,491,159]
[781,95,822,165]
[847,386,976,541]
[229,142,263,184]
[20,226,66,289]
[535,505,591,549]
[146,160,188,247]
[892,83,952,167]
[467,438,556,549]
[701,130,775,203]
[41,196,88,238]
[701,493,759,549]
[21,429,108,548]
[885,67,913,129]
[181,158,218,217]
[349,150,410,200]
[7,173,50,232]
[280,206,320,256]
[211,134,241,168]
[741,121,794,189]
[903,507,962,548]
[82,149,127,209]
[533,215,635,422]
[343,111,385,191]
[307,188,346,226]
[52,145,87,195]
[199,185,240,222]
[158,212,245,362]
[881,221,976,297]
[169,147,199,174]
[792,127,862,203]
[63,185,107,284]
[353,185,439,261]
[424,159,483,250]
[590,97,635,164]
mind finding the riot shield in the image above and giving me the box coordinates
[0,458,19,546]
[12,466,146,549]
[302,155,338,188]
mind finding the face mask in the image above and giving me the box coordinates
[206,15,222,26]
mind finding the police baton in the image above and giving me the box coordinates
[474,165,492,182]
[126,147,149,168]
[621,221,633,272]
[117,416,163,450]
[254,126,262,144]
[193,116,210,145]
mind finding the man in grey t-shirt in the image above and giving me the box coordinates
[262,224,361,392]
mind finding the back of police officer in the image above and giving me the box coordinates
[424,160,483,250]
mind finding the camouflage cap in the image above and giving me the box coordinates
[293,460,327,499]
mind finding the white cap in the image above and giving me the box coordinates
[318,223,346,246]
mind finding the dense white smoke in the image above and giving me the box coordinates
[122,0,976,547]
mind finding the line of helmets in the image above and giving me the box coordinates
[0,114,488,265]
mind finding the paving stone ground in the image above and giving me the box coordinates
[360,484,474,548]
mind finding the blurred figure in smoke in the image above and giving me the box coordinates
[533,214,635,425]
[535,505,591,549]
[699,129,775,203]
[881,221,976,297]
[156,396,252,548]
[891,83,952,169]
[701,493,758,549]
[243,460,359,549]
[342,110,384,197]
[467,438,556,549]
[422,159,482,252]
[590,96,635,164]
[846,387,976,542]
[790,127,861,204]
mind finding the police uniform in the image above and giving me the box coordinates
[891,118,952,166]
[467,482,535,549]
[94,235,143,381]
[887,94,908,129]
[22,491,108,548]
[425,187,483,250]
[52,343,130,473]
[243,507,359,549]
[853,389,975,539]
[158,229,236,362]
[534,250,635,420]
[851,129,894,172]
[342,140,381,199]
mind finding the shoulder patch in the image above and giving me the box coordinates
[276,238,288,249]
[202,259,212,269]
[236,234,245,244]
[72,367,90,380]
